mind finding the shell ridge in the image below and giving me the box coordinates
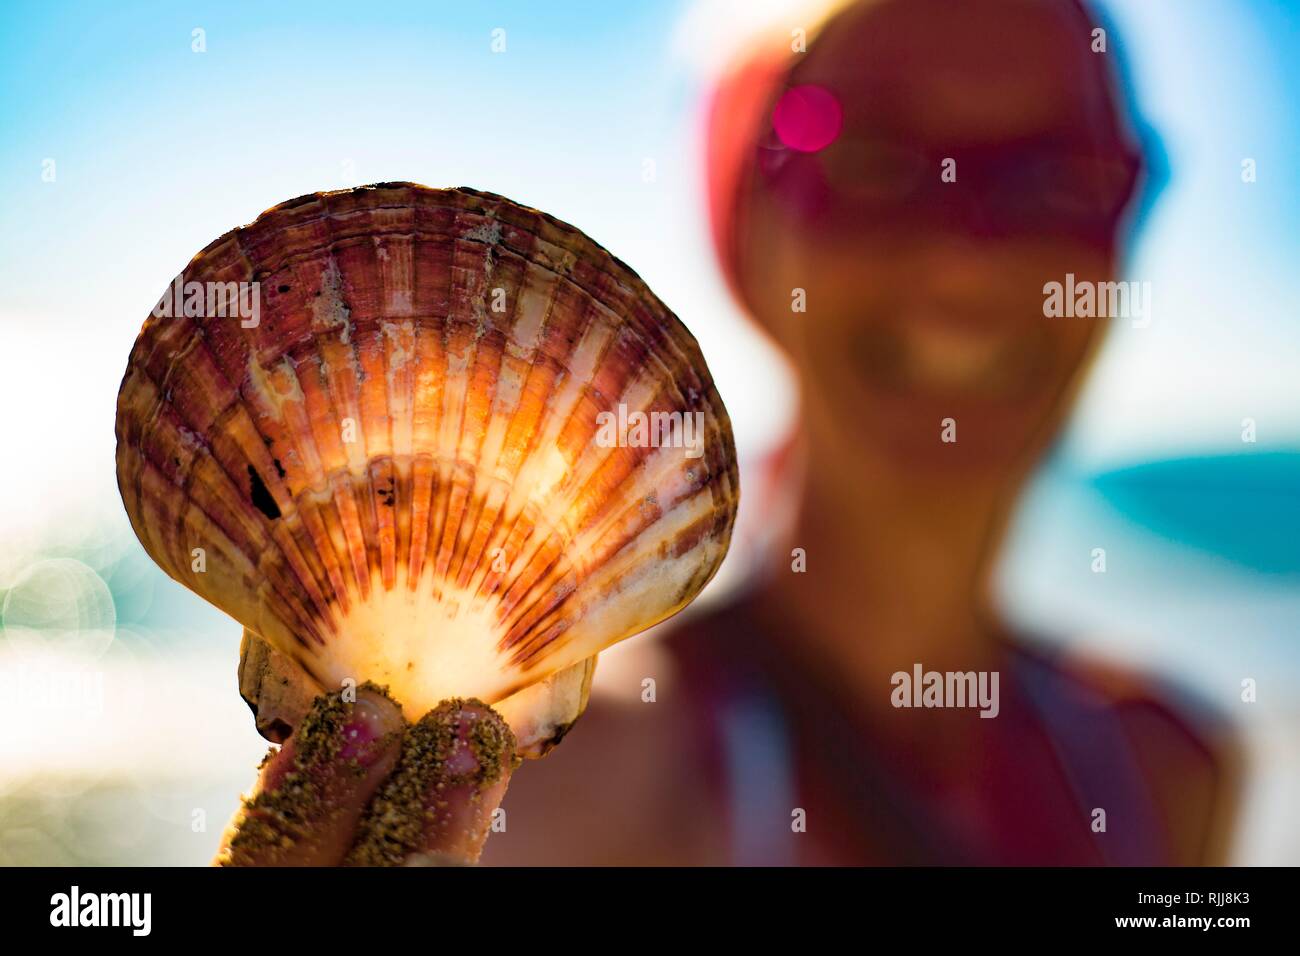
[234,231,353,628]
[488,358,732,664]
[116,184,739,713]
[519,318,644,556]
[452,227,544,596]
[127,374,185,582]
[281,358,352,621]
[486,309,660,647]
[434,216,502,591]
[406,455,435,592]
[426,284,458,596]
[496,542,572,646]
[450,216,509,586]
[477,280,605,623]
[128,318,307,629]
[307,199,374,609]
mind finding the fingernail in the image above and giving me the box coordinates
[423,699,514,788]
[339,689,404,764]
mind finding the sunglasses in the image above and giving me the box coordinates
[761,132,1144,241]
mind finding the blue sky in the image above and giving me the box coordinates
[0,0,1296,527]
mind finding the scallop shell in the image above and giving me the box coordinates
[115,183,738,721]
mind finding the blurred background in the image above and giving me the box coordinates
[0,0,1296,865]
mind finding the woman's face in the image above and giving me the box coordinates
[734,0,1141,473]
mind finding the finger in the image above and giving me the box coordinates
[345,698,516,866]
[216,685,405,866]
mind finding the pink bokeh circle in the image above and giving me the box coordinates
[772,84,843,153]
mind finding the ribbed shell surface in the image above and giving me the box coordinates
[115,183,739,716]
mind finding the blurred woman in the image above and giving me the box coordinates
[483,0,1240,865]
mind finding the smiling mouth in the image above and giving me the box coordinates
[853,315,1047,401]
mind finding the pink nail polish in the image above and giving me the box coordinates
[444,714,482,776]
[339,698,390,763]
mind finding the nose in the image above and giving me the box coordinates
[905,238,1032,323]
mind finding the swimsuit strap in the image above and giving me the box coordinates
[713,662,976,865]
[1012,650,1170,864]
[717,687,799,866]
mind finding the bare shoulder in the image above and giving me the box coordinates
[1057,649,1245,864]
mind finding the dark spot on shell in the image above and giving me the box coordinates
[247,464,281,520]
[277,284,290,294]
[272,458,286,479]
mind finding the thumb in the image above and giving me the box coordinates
[345,698,516,866]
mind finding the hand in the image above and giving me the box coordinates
[216,686,514,866]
